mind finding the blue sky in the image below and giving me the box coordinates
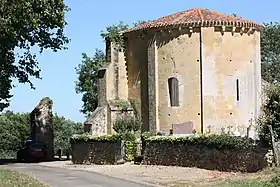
[6,0,279,122]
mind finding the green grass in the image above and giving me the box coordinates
[0,169,48,187]
[215,180,276,187]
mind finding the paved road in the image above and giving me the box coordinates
[1,163,153,187]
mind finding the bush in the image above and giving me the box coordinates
[70,133,122,144]
[113,116,141,134]
[70,132,138,161]
[259,84,280,144]
[122,133,137,161]
[112,116,141,161]
[143,134,256,150]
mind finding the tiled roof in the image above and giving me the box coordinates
[123,8,264,33]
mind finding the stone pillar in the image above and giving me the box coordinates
[147,35,159,134]
[117,49,128,100]
[30,97,54,161]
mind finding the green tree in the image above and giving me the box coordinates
[0,111,30,158]
[0,0,70,111]
[53,114,83,155]
[259,84,280,144]
[0,110,83,158]
[261,22,280,83]
[75,49,106,117]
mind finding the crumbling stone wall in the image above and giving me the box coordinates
[30,97,54,160]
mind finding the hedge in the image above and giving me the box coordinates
[70,133,122,144]
[143,134,257,150]
[70,132,137,162]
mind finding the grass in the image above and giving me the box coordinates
[0,169,48,187]
[166,167,280,187]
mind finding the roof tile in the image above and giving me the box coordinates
[123,8,264,33]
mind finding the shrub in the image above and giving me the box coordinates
[143,134,256,150]
[70,133,137,161]
[113,116,140,161]
[122,132,137,161]
[70,133,122,144]
[113,116,141,134]
[259,84,280,144]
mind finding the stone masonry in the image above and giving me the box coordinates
[30,97,54,160]
[86,8,264,137]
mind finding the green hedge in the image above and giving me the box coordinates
[70,133,137,161]
[122,133,137,161]
[70,133,122,144]
[143,134,257,150]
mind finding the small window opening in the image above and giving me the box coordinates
[236,79,240,101]
[168,77,179,107]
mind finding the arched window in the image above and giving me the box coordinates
[168,77,179,107]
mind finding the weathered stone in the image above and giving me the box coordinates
[90,8,265,136]
[30,97,54,161]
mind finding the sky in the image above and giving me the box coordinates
[6,0,280,123]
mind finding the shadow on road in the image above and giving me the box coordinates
[0,157,70,165]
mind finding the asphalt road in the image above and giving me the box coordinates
[1,163,153,187]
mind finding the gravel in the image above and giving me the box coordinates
[36,161,235,186]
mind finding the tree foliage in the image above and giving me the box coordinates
[261,22,280,83]
[100,21,129,48]
[0,111,30,157]
[0,111,83,158]
[0,0,69,111]
[75,50,105,117]
[259,84,280,144]
[53,114,83,155]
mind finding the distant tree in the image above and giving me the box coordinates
[0,0,70,111]
[0,110,83,158]
[132,20,150,27]
[53,114,83,155]
[75,49,106,117]
[0,111,30,158]
[259,84,280,144]
[261,22,280,83]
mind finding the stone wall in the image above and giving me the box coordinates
[143,140,269,172]
[71,140,123,165]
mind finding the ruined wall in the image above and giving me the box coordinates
[84,106,107,136]
[156,29,202,132]
[201,27,261,135]
[30,97,54,160]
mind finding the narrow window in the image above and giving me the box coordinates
[168,77,179,107]
[236,79,240,101]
